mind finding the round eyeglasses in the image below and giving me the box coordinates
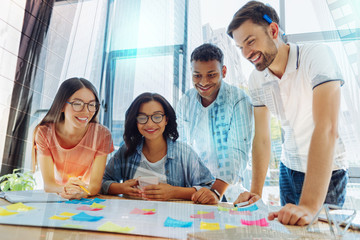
[66,100,99,112]
[136,114,165,124]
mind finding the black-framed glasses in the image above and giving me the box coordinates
[136,114,165,124]
[66,100,99,112]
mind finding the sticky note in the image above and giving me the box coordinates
[237,204,258,212]
[71,212,104,222]
[241,218,269,227]
[197,211,210,214]
[225,224,237,229]
[200,221,220,230]
[59,212,77,216]
[0,207,18,216]
[164,217,193,228]
[92,198,106,203]
[62,224,85,229]
[229,209,252,216]
[66,198,105,205]
[218,206,236,212]
[90,202,106,209]
[142,208,156,212]
[6,203,34,212]
[130,208,156,215]
[50,215,70,220]
[97,221,134,233]
[77,206,103,211]
[190,211,215,219]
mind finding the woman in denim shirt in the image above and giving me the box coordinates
[102,92,214,202]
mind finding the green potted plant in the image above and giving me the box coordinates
[0,169,36,192]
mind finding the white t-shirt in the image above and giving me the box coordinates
[249,43,347,173]
[133,153,167,184]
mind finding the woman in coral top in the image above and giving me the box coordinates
[33,78,114,199]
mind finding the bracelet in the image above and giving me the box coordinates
[210,188,221,200]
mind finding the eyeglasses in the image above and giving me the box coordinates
[66,100,99,112]
[136,114,165,124]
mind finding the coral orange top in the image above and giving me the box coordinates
[35,122,114,185]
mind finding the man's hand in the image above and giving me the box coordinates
[141,183,175,201]
[268,203,316,226]
[120,179,141,197]
[233,191,260,205]
[191,188,219,205]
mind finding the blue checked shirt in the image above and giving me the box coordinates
[176,81,253,185]
[101,138,215,194]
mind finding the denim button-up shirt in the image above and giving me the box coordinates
[101,138,214,194]
[176,81,254,184]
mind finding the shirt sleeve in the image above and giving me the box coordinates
[101,146,124,194]
[218,94,254,184]
[248,72,266,107]
[302,44,344,89]
[34,125,51,156]
[186,145,215,190]
[95,125,114,157]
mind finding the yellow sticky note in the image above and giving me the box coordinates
[200,221,220,230]
[0,207,18,216]
[225,224,237,229]
[50,215,70,220]
[59,212,77,216]
[197,211,210,214]
[6,203,34,212]
[90,202,106,209]
[142,208,156,212]
[97,221,134,233]
[217,206,230,212]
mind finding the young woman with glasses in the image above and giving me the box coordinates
[33,78,114,199]
[102,92,215,202]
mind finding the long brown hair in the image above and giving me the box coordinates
[31,77,100,171]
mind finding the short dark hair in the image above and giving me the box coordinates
[190,43,224,65]
[123,92,178,158]
[227,1,279,38]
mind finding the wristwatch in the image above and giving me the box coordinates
[210,188,221,200]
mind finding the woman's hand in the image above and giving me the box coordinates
[119,179,142,197]
[60,177,88,199]
[141,183,175,201]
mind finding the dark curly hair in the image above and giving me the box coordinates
[190,43,224,65]
[123,92,178,158]
[227,1,279,38]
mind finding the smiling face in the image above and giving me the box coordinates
[137,100,168,142]
[63,88,96,129]
[191,59,226,107]
[232,19,278,71]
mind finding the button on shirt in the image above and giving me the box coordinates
[249,43,347,173]
[176,81,254,185]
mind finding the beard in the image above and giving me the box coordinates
[250,38,278,72]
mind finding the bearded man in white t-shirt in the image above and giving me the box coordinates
[227,0,348,226]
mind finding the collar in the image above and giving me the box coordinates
[135,137,175,161]
[264,42,299,78]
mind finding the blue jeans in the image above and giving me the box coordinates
[279,162,348,207]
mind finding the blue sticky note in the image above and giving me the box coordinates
[164,217,193,228]
[237,204,258,212]
[92,198,106,203]
[72,212,104,222]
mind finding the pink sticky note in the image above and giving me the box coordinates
[229,209,251,216]
[77,206,103,211]
[130,208,156,215]
[190,211,215,219]
[130,208,144,214]
[241,218,269,227]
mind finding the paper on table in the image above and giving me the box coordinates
[241,218,269,227]
[190,211,215,219]
[71,212,104,222]
[6,202,35,211]
[0,207,18,216]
